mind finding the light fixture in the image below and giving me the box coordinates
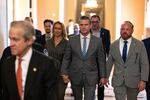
[85,0,98,8]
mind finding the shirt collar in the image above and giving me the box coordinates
[17,48,33,61]
[120,37,132,44]
[80,33,90,39]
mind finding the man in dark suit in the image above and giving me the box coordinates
[61,16,106,100]
[106,21,149,100]
[35,19,54,48]
[24,17,42,39]
[142,37,150,100]
[0,42,44,65]
[91,15,110,100]
[1,21,58,100]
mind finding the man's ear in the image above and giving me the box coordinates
[27,38,34,46]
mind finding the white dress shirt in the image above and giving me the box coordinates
[119,37,132,56]
[80,33,90,53]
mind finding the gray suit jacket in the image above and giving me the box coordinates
[106,37,149,88]
[61,34,106,85]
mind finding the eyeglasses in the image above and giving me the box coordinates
[91,21,100,24]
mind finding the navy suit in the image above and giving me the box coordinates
[142,37,150,100]
[99,28,110,55]
[98,28,110,100]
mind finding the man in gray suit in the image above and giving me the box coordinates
[106,21,149,100]
[61,16,106,100]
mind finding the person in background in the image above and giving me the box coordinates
[24,17,42,39]
[61,16,106,100]
[66,19,74,36]
[45,21,68,100]
[1,21,58,100]
[68,23,80,38]
[106,21,149,100]
[91,15,110,56]
[142,37,150,100]
[91,15,111,100]
[35,19,54,48]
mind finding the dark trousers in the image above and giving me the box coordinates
[97,85,104,100]
[146,82,150,100]
[71,75,96,100]
[57,77,68,100]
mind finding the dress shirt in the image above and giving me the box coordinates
[119,37,132,56]
[45,33,52,41]
[92,29,101,38]
[15,48,32,100]
[80,33,90,53]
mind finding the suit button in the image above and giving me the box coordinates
[123,76,125,78]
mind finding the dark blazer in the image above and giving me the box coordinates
[142,38,150,86]
[100,28,110,55]
[0,43,44,63]
[1,50,58,100]
[35,34,46,47]
[35,29,42,39]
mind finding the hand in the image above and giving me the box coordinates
[104,78,109,87]
[61,75,70,83]
[99,78,107,87]
[138,80,146,92]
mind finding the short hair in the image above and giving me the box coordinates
[91,15,100,21]
[52,21,67,39]
[24,17,33,23]
[79,16,91,24]
[123,21,134,29]
[43,19,54,25]
[10,20,35,40]
[68,19,74,22]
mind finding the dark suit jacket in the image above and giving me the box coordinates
[35,34,46,47]
[35,29,42,39]
[1,50,58,100]
[0,43,44,64]
[100,28,110,55]
[142,38,150,86]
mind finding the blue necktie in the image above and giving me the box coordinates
[122,41,128,62]
[82,37,87,56]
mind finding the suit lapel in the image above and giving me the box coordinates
[86,35,94,58]
[8,57,20,95]
[100,28,104,38]
[24,51,38,96]
[76,35,84,58]
[126,38,136,62]
[115,39,124,63]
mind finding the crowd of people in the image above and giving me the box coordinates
[0,15,150,100]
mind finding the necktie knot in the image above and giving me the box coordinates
[124,40,128,44]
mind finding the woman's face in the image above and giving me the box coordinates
[53,23,63,37]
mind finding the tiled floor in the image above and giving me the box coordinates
[65,95,147,100]
[64,82,147,100]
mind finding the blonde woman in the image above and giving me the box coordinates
[45,21,68,100]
